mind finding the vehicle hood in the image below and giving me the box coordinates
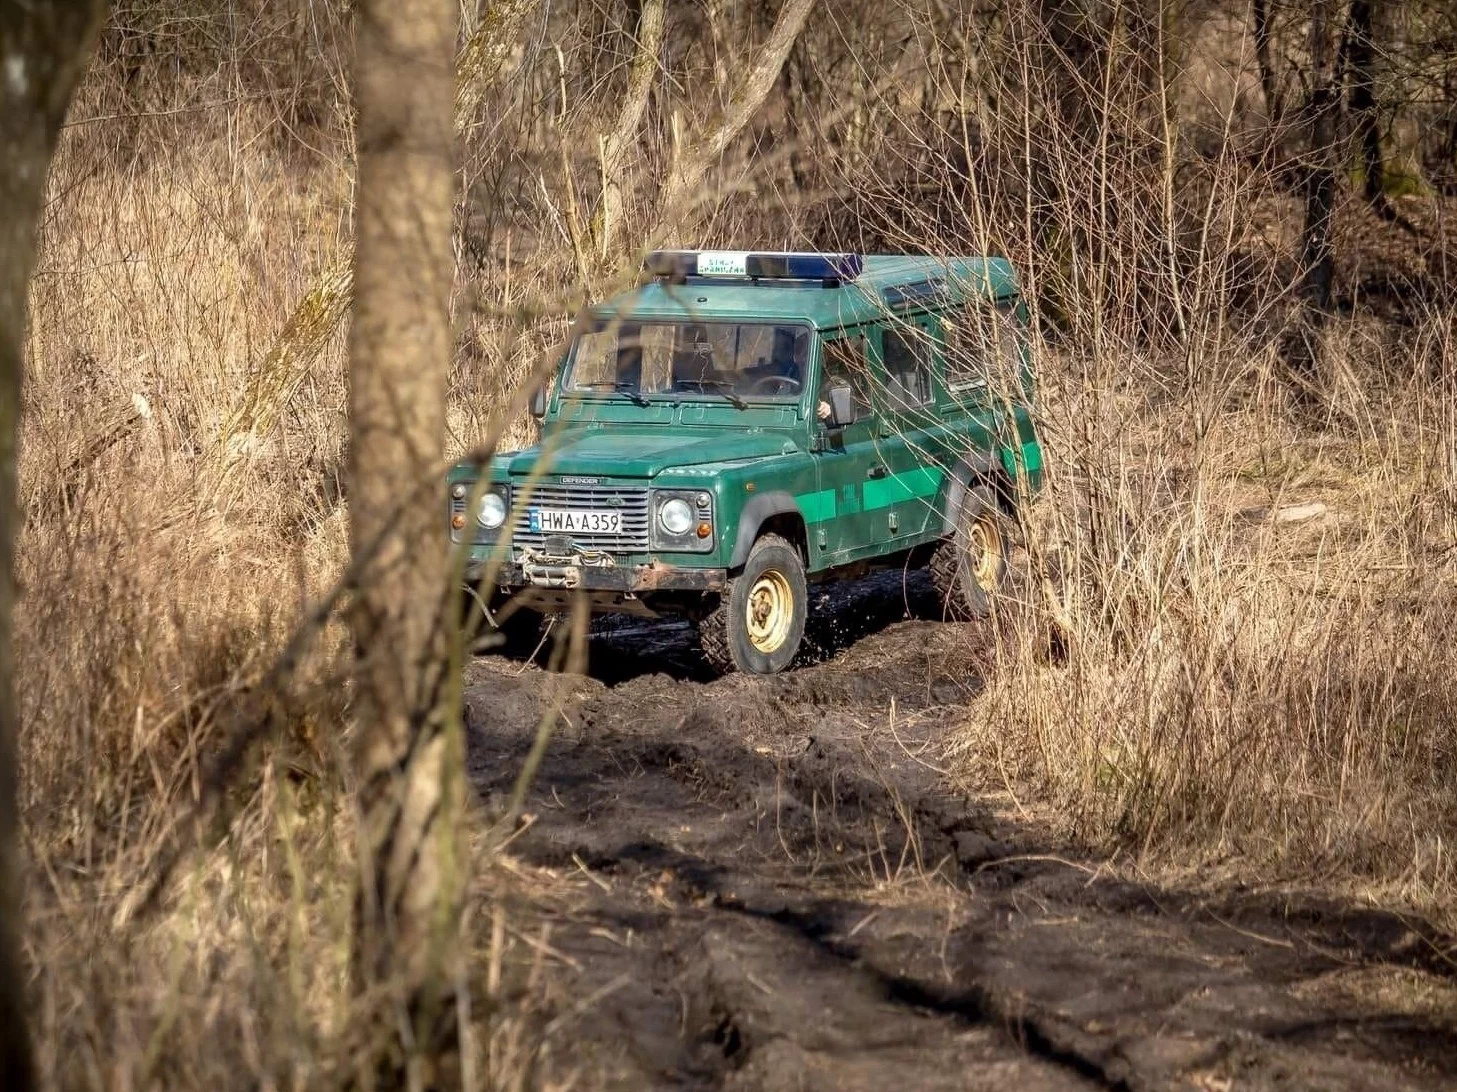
[497,428,797,479]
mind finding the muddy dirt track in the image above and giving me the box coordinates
[464,572,1457,1090]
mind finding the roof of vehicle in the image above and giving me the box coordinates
[589,254,1018,330]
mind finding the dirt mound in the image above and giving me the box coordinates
[463,578,1457,1090]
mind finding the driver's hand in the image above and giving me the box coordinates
[816,400,831,421]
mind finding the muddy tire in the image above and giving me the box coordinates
[698,533,808,675]
[929,484,1010,621]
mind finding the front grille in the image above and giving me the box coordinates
[511,484,651,553]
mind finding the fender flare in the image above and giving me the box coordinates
[940,452,1008,535]
[729,491,805,569]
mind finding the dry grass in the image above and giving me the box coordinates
[15,78,579,1080]
[21,97,349,1088]
[14,0,1457,1086]
[953,317,1457,919]
[17,54,586,1074]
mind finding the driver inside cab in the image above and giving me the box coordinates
[817,336,862,422]
[668,323,812,402]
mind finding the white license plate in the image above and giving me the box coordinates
[529,508,622,534]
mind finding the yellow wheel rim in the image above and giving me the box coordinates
[969,513,1004,592]
[746,569,795,653]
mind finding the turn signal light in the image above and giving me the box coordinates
[451,513,466,530]
[696,523,711,538]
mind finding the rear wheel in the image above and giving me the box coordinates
[698,533,808,675]
[929,484,1010,621]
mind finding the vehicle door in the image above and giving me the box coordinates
[873,311,944,544]
[807,327,880,567]
[937,295,1023,490]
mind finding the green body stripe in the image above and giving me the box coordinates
[863,466,942,510]
[795,488,838,523]
[1001,442,1044,478]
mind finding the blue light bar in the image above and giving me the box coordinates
[645,250,863,283]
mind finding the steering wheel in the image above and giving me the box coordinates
[749,375,802,395]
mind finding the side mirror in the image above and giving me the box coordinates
[529,384,547,419]
[826,384,857,428]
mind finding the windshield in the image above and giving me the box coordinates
[565,321,810,401]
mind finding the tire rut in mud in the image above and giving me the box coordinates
[463,572,1457,1090]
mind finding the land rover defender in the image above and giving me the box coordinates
[448,250,1044,674]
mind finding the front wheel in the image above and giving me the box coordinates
[929,484,1010,621]
[698,533,808,675]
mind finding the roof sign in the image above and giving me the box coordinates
[698,251,750,276]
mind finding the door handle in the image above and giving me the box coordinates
[867,464,888,480]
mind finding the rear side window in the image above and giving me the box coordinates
[882,322,935,410]
[941,298,1021,391]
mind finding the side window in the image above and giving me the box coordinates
[820,333,873,416]
[882,321,935,410]
[942,298,1021,391]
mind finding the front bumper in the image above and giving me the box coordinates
[470,551,727,594]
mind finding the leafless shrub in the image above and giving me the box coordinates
[13,0,1457,1086]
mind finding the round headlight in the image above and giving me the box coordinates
[658,497,694,536]
[478,491,507,529]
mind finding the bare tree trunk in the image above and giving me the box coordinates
[1289,0,1341,392]
[1253,0,1283,132]
[0,5,107,1089]
[1344,0,1384,201]
[597,0,665,258]
[653,0,818,239]
[1378,0,1425,198]
[347,0,462,1083]
[1301,0,1339,319]
[1343,0,1425,219]
[455,0,543,131]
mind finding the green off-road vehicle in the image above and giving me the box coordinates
[449,250,1044,674]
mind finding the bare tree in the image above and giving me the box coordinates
[227,0,541,455]
[651,0,818,240]
[347,0,463,1083]
[1345,0,1385,203]
[1253,0,1284,135]
[596,0,665,257]
[586,0,817,261]
[0,4,108,1089]
[1290,0,1340,386]
[1343,0,1424,225]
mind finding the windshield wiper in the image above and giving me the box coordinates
[612,382,651,407]
[697,380,748,409]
